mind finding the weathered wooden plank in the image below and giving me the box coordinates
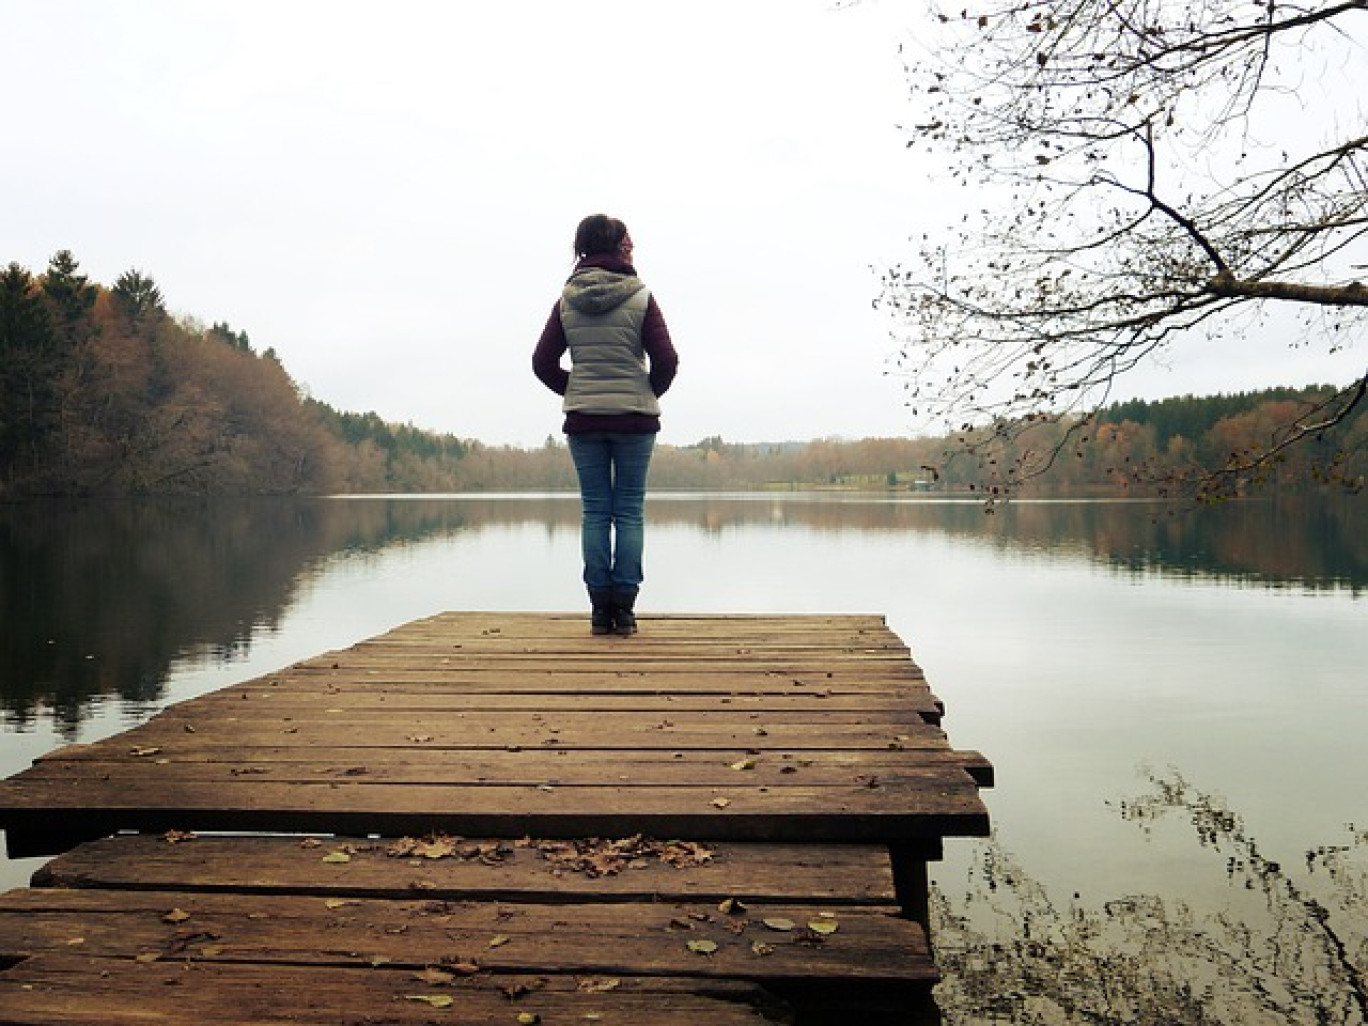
[0,955,782,1025]
[224,674,934,703]
[0,774,989,847]
[129,704,945,729]
[173,690,935,713]
[33,742,989,772]
[20,717,950,753]
[32,834,900,905]
[343,635,913,653]
[0,887,934,986]
[413,610,897,635]
[19,754,984,792]
[295,661,920,682]
[85,725,946,757]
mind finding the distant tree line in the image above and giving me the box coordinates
[3,252,1363,498]
[962,386,1368,501]
[0,252,474,497]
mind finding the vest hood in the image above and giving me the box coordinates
[562,268,646,315]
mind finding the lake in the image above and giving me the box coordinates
[2,493,1365,1023]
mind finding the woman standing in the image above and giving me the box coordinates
[533,214,679,635]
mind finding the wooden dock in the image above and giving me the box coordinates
[0,613,991,1024]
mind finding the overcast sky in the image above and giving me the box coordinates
[3,1,1358,448]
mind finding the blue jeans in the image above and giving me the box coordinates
[567,432,655,592]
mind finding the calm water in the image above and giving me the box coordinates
[2,493,1365,1023]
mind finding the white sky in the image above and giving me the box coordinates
[2,0,1359,447]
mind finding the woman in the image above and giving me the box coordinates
[533,214,679,635]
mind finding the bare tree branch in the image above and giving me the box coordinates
[881,0,1368,494]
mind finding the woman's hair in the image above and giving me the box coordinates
[573,214,630,259]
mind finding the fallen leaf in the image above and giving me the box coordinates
[322,851,352,864]
[162,909,192,924]
[325,899,358,910]
[711,797,732,809]
[577,977,621,993]
[751,941,775,956]
[808,919,839,935]
[135,952,160,963]
[405,994,454,1008]
[488,934,511,948]
[729,758,756,771]
[415,838,457,859]
[686,939,718,955]
[659,840,715,868]
[65,937,85,946]
[718,897,748,915]
[762,917,796,932]
[129,746,162,757]
[516,1014,540,1025]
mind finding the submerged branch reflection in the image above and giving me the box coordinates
[932,770,1367,1025]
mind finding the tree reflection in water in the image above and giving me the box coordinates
[931,771,1367,1025]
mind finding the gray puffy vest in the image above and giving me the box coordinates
[560,288,660,416]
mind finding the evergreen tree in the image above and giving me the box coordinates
[41,250,96,328]
[111,269,165,325]
[208,321,252,352]
[0,263,58,478]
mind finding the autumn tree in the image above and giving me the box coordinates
[878,0,1368,498]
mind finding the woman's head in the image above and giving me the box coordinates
[573,214,632,260]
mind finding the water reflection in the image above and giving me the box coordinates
[932,770,1368,1025]
[0,498,478,733]
[2,495,1364,735]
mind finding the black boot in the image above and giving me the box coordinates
[588,588,614,635]
[611,589,638,636]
